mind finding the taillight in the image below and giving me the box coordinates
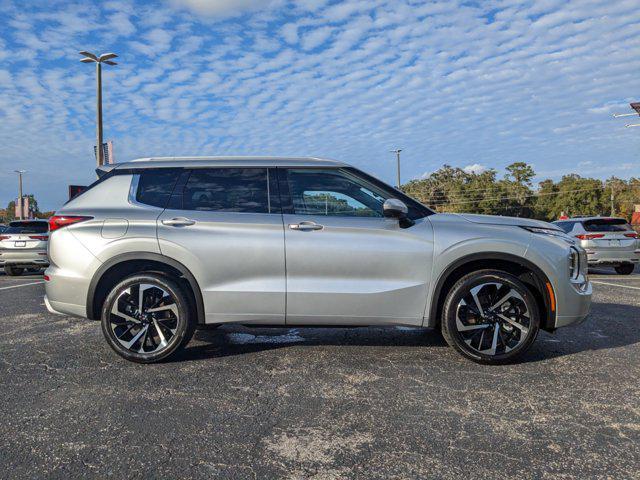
[0,235,9,240]
[29,235,48,241]
[575,234,605,240]
[624,233,639,238]
[48,215,93,232]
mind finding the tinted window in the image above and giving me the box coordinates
[286,169,387,217]
[6,221,48,234]
[582,218,631,232]
[182,168,270,213]
[554,221,576,233]
[136,169,182,208]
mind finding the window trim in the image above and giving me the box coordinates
[277,166,434,220]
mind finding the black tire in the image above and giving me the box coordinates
[101,273,196,364]
[614,264,635,275]
[441,270,540,364]
[4,265,24,276]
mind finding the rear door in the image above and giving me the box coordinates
[279,167,434,326]
[157,167,286,325]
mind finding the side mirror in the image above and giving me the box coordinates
[383,198,414,228]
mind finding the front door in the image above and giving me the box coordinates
[279,167,434,325]
[157,167,285,325]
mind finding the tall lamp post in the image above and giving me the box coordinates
[389,149,402,188]
[14,170,25,220]
[79,51,118,167]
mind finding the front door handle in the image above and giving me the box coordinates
[289,221,323,231]
[162,217,196,227]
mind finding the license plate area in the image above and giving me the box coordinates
[14,241,26,247]
[609,239,621,247]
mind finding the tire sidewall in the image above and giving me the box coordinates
[442,270,540,364]
[615,264,634,275]
[101,274,192,364]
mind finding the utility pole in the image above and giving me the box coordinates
[14,170,25,220]
[79,51,118,168]
[610,186,615,217]
[389,149,402,188]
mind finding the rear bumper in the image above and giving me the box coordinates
[586,249,639,265]
[44,294,86,317]
[0,249,49,267]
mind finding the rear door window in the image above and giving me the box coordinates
[582,218,631,232]
[180,168,271,213]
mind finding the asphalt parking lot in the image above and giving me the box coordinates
[1,268,639,479]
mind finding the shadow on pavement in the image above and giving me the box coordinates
[170,301,640,364]
[172,325,448,363]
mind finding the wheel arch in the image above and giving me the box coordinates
[427,252,556,331]
[87,252,205,324]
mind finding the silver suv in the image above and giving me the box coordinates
[553,217,639,275]
[44,157,591,364]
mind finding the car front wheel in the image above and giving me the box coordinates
[441,270,540,364]
[101,273,196,363]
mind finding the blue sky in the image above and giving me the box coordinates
[0,0,639,211]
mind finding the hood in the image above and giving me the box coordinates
[442,213,559,229]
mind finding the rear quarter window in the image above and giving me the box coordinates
[553,221,575,233]
[136,169,182,208]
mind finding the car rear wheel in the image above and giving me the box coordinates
[614,264,635,275]
[4,266,24,276]
[441,270,540,364]
[101,273,196,364]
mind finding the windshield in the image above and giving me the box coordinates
[6,221,48,234]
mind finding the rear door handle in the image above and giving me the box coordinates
[289,221,323,231]
[162,217,196,227]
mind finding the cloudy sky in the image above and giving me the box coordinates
[0,0,639,211]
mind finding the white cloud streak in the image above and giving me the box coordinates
[0,0,639,211]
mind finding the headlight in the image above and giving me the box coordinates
[520,226,575,244]
[569,247,580,280]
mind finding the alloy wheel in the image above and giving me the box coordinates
[108,283,180,354]
[455,281,531,356]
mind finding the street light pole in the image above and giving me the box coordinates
[390,149,402,188]
[14,170,25,220]
[79,51,118,168]
[96,61,103,168]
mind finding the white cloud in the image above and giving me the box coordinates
[463,164,488,175]
[300,26,333,50]
[281,23,299,44]
[169,0,276,16]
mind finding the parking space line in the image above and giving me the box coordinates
[591,280,640,291]
[0,281,44,291]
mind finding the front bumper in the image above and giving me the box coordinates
[0,249,49,267]
[551,249,592,328]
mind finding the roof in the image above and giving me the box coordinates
[107,156,348,171]
[553,216,627,222]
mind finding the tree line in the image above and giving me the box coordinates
[402,162,640,222]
